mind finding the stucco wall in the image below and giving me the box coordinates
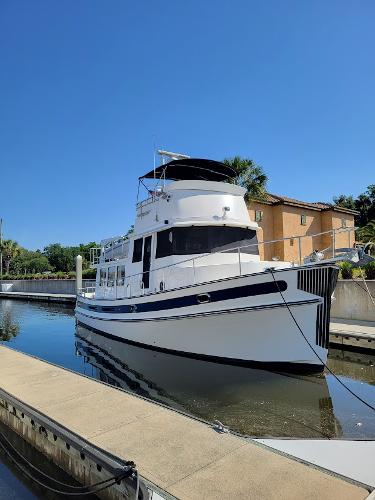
[249,201,356,263]
[248,202,275,260]
[281,206,322,263]
[331,280,375,322]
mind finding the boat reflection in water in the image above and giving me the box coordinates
[75,325,342,438]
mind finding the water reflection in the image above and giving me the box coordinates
[75,325,342,438]
[0,300,20,341]
[328,348,375,385]
[0,298,373,439]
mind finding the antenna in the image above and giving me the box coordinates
[157,150,190,165]
[153,135,157,179]
[0,218,3,278]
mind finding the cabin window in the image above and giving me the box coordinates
[107,266,116,287]
[300,214,307,226]
[132,238,143,262]
[156,226,259,258]
[117,265,125,286]
[255,210,263,222]
[99,268,107,287]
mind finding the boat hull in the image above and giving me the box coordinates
[75,266,338,372]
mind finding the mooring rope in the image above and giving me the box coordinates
[358,267,375,307]
[268,268,375,413]
[0,430,139,497]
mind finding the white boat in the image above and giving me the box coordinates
[75,153,340,372]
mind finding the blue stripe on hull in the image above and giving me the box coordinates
[77,280,288,314]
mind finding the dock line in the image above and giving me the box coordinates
[268,268,375,413]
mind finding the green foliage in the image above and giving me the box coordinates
[333,194,356,211]
[358,220,375,243]
[365,261,375,280]
[0,240,99,278]
[334,185,375,228]
[43,241,99,272]
[339,261,353,279]
[83,268,97,279]
[223,156,268,201]
[0,239,21,274]
[10,248,52,275]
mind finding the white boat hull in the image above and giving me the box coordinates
[76,265,338,371]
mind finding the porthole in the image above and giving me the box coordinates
[196,293,211,304]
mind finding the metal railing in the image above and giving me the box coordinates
[79,227,356,300]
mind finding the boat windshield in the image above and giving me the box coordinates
[155,226,258,258]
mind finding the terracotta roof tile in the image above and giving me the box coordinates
[252,193,359,214]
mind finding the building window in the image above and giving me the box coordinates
[342,218,347,228]
[300,214,307,226]
[132,238,143,262]
[255,210,263,222]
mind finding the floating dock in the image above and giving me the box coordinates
[0,291,75,303]
[330,319,375,351]
[0,346,372,499]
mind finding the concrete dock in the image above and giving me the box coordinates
[0,291,75,303]
[330,319,375,351]
[0,346,371,499]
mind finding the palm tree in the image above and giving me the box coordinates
[358,220,375,243]
[223,156,268,201]
[0,239,21,274]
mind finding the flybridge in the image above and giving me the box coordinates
[139,148,236,182]
[140,158,236,182]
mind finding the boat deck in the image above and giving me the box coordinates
[0,346,371,499]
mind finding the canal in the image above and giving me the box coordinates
[0,298,374,497]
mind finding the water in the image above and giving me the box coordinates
[1,298,374,497]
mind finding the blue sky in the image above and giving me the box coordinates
[0,0,374,249]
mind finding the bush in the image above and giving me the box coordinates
[340,261,353,279]
[82,268,96,279]
[365,261,375,280]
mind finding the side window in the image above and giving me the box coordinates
[156,230,173,258]
[117,265,125,286]
[99,268,107,287]
[300,214,307,226]
[132,238,143,262]
[341,218,347,228]
[107,266,116,287]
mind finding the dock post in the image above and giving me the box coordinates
[75,255,82,295]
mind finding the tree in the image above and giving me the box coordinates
[43,242,99,272]
[0,239,21,274]
[43,243,74,272]
[333,185,375,227]
[11,248,52,274]
[358,220,375,243]
[223,156,268,201]
[333,195,356,211]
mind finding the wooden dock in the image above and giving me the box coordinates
[0,346,371,499]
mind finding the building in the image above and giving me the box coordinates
[247,194,358,263]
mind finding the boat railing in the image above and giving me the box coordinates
[80,227,357,300]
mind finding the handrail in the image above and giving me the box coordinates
[104,226,356,282]
[80,226,357,300]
